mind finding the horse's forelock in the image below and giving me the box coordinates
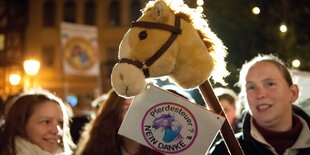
[142,0,221,54]
[140,0,229,84]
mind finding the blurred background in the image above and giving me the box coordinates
[0,0,309,108]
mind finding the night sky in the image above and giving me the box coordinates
[199,0,310,88]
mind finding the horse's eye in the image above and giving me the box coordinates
[139,31,147,40]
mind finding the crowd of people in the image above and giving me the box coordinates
[0,54,309,155]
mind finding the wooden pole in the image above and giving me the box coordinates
[199,80,244,155]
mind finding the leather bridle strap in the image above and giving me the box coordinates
[119,15,181,78]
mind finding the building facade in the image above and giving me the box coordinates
[1,0,150,100]
[1,0,199,102]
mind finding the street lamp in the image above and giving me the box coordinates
[292,59,301,68]
[23,59,41,76]
[252,7,260,15]
[23,59,41,89]
[9,73,21,86]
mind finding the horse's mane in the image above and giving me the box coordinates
[143,0,229,85]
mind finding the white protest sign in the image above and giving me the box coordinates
[118,84,225,155]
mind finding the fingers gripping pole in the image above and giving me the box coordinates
[199,81,244,155]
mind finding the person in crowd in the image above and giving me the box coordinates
[0,89,75,155]
[298,98,310,116]
[69,97,95,145]
[209,54,310,155]
[214,87,242,133]
[70,94,107,144]
[75,89,162,155]
[0,97,5,127]
[0,94,20,126]
[161,84,196,103]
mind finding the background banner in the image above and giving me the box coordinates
[60,22,99,76]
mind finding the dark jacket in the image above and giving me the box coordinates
[208,106,310,155]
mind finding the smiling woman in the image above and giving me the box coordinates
[209,54,310,155]
[0,89,75,155]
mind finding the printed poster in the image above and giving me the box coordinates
[118,84,225,155]
[60,22,99,76]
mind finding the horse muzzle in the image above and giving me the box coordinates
[111,62,147,97]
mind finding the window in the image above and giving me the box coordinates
[130,0,141,21]
[64,0,76,23]
[108,0,120,26]
[41,46,55,67]
[84,0,96,25]
[105,46,118,77]
[43,0,56,27]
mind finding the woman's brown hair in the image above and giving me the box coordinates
[0,89,75,155]
[76,89,162,155]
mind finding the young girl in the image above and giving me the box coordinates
[0,89,75,155]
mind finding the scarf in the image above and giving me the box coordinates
[15,136,65,155]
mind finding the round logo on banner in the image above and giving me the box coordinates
[64,37,96,70]
[141,102,198,154]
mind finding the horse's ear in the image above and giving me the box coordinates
[152,1,170,23]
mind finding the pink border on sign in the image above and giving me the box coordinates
[141,102,198,154]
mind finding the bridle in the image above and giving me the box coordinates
[119,15,182,78]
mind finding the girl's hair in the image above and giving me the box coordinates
[76,89,162,155]
[214,87,238,108]
[0,89,75,155]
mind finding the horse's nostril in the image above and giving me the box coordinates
[120,73,124,80]
[125,86,129,94]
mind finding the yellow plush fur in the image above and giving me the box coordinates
[112,0,228,97]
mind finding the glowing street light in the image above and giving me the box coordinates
[196,6,203,13]
[23,59,41,89]
[252,7,260,15]
[9,73,21,86]
[196,0,204,13]
[196,0,204,6]
[292,59,301,68]
[23,59,41,76]
[280,24,287,33]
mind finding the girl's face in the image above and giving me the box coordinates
[122,98,133,119]
[219,99,236,124]
[25,101,63,153]
[245,61,298,131]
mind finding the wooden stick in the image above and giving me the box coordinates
[199,80,244,155]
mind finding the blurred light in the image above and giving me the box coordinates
[9,73,21,86]
[67,95,78,107]
[23,59,41,76]
[280,24,287,33]
[196,6,203,13]
[252,7,260,14]
[196,0,204,6]
[292,59,301,68]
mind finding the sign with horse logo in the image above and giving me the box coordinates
[118,84,225,155]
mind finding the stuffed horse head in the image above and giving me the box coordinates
[111,0,228,97]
